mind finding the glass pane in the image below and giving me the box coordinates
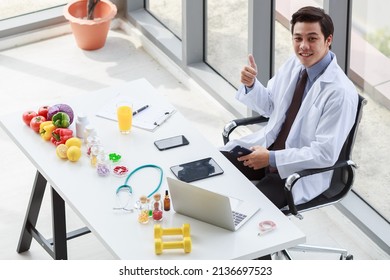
[0,0,66,20]
[350,0,390,221]
[205,0,248,88]
[146,0,182,39]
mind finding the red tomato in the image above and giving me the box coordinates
[22,111,38,126]
[30,116,46,133]
[37,105,50,119]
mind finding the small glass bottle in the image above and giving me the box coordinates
[75,113,89,139]
[147,198,152,218]
[96,151,110,176]
[90,144,103,168]
[86,135,100,157]
[138,196,149,224]
[152,193,163,222]
[164,190,171,211]
[83,125,97,144]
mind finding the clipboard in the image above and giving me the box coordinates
[96,94,176,132]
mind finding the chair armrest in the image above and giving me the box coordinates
[284,160,357,216]
[222,115,269,144]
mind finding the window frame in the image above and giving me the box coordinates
[0,6,65,38]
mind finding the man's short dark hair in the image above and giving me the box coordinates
[290,6,334,41]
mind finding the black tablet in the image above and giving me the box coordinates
[170,157,224,183]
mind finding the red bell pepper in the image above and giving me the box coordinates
[51,128,73,146]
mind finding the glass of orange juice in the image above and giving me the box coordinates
[116,102,132,134]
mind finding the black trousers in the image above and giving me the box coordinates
[221,151,287,209]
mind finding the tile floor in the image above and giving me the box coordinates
[0,23,388,260]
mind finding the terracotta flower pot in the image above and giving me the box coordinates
[64,0,117,50]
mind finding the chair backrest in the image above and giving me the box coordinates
[287,94,367,214]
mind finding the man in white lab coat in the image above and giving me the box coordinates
[222,6,358,208]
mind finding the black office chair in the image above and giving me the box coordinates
[222,94,367,260]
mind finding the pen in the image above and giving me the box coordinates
[153,111,175,127]
[133,105,149,116]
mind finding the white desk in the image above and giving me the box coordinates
[0,79,305,260]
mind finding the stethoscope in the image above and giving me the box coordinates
[114,164,277,236]
[114,164,163,211]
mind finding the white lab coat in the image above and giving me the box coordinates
[223,54,358,205]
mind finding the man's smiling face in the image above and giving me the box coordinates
[292,21,332,67]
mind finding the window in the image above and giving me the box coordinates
[350,0,390,222]
[146,0,182,39]
[205,0,248,88]
[0,0,66,20]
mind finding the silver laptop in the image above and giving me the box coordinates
[167,177,260,231]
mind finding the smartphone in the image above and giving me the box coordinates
[229,145,252,158]
[170,157,224,183]
[154,135,189,151]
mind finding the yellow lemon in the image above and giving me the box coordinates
[65,137,82,148]
[56,144,68,159]
[67,146,82,162]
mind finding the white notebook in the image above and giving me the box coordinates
[96,93,175,131]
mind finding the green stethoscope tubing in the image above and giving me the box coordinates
[116,164,163,198]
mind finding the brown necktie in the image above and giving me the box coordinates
[271,69,308,150]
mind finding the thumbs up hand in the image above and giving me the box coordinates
[241,54,258,88]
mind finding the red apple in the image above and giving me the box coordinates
[37,105,50,119]
[22,111,38,126]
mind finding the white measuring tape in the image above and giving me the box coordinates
[257,220,277,236]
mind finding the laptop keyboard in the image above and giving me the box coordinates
[232,211,247,226]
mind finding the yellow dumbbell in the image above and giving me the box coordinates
[154,224,190,239]
[155,237,192,255]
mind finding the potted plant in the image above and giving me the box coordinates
[64,0,117,50]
